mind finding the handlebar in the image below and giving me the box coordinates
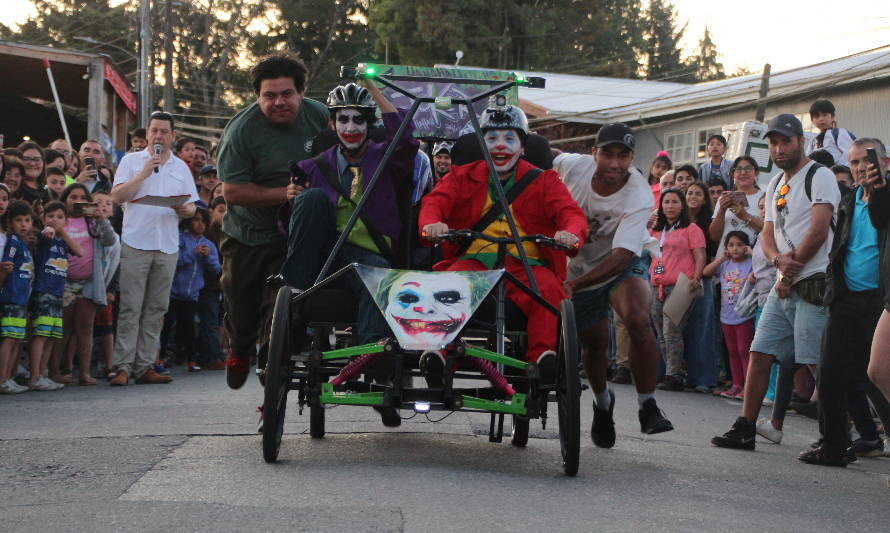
[431,229,574,251]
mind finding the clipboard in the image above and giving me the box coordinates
[130,194,191,207]
[663,273,703,325]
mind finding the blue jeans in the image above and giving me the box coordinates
[283,188,390,344]
[683,277,717,388]
[197,289,223,365]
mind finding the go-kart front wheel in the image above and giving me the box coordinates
[263,287,292,463]
[556,299,581,476]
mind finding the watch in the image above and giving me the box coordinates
[773,255,780,269]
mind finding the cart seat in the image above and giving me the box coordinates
[468,294,528,333]
[299,288,358,325]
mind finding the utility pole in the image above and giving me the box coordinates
[138,0,151,126]
[163,0,174,113]
[755,63,771,123]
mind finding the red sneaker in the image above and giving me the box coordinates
[225,348,250,390]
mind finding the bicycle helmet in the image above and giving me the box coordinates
[327,83,376,116]
[479,95,529,142]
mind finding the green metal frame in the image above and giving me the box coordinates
[322,342,386,360]
[464,345,528,370]
[318,383,528,415]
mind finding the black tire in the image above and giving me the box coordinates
[556,299,581,476]
[310,403,325,438]
[511,416,529,447]
[262,287,292,463]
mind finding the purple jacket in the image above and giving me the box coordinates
[279,109,418,243]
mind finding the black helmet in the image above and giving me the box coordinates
[327,83,376,115]
[479,95,529,141]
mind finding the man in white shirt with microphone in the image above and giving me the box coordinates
[109,111,200,386]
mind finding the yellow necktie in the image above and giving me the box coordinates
[349,166,362,200]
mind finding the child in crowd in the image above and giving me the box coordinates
[28,201,83,391]
[196,197,227,370]
[161,208,221,372]
[648,152,672,206]
[0,201,35,394]
[704,231,755,399]
[91,191,121,378]
[3,157,23,195]
[45,167,67,200]
[805,99,855,166]
[54,184,118,385]
[673,165,698,192]
[649,189,706,390]
[699,134,733,189]
[707,178,726,208]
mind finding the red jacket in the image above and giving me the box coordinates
[419,159,588,280]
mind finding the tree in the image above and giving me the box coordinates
[643,0,691,81]
[686,26,725,82]
[252,0,376,100]
[0,0,138,76]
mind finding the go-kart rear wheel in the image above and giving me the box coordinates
[262,287,292,463]
[556,299,581,476]
[511,416,529,447]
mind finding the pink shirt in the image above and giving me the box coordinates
[66,217,94,280]
[649,223,705,290]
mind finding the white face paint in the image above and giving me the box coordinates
[484,129,523,172]
[335,109,368,151]
[383,272,472,348]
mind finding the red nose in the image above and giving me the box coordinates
[413,306,424,313]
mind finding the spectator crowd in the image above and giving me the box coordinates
[0,123,228,393]
[2,48,890,471]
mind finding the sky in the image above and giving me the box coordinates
[1,0,888,74]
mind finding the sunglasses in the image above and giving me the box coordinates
[776,183,790,210]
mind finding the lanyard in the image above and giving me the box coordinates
[659,222,679,251]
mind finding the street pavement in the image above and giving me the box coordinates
[1,368,888,532]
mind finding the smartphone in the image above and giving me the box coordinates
[84,156,98,177]
[289,160,308,188]
[733,191,748,207]
[866,147,885,188]
[73,202,97,216]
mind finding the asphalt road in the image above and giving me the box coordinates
[2,368,888,532]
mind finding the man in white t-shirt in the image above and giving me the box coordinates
[713,113,840,452]
[555,122,674,448]
[108,111,200,386]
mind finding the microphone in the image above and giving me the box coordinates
[153,143,162,173]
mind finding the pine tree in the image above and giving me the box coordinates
[643,0,691,81]
[688,26,725,82]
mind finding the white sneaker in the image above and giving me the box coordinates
[16,364,30,380]
[0,379,16,394]
[762,398,774,407]
[29,378,54,391]
[884,437,890,457]
[756,417,782,444]
[44,377,64,391]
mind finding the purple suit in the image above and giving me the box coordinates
[283,109,418,245]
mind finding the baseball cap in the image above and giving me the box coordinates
[596,123,635,150]
[432,141,453,155]
[763,114,804,139]
[198,164,217,176]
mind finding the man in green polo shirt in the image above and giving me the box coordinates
[217,51,328,390]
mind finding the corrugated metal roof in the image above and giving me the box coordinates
[438,46,890,125]
[433,64,687,123]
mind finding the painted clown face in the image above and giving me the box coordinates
[335,108,369,151]
[483,129,523,173]
[384,272,472,348]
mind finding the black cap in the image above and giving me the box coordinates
[198,164,217,176]
[763,114,804,139]
[596,123,635,150]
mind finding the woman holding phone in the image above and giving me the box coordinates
[709,155,764,257]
